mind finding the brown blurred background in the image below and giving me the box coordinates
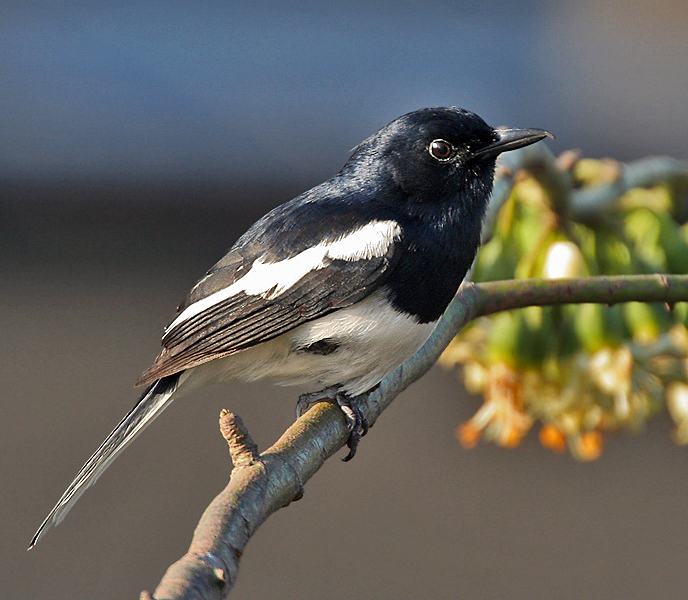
[3,1,688,598]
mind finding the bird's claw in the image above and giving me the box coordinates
[296,387,368,460]
[336,393,369,461]
[296,385,341,419]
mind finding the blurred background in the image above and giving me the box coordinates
[3,1,688,598]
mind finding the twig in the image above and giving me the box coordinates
[571,156,688,221]
[144,273,688,599]
[487,147,688,237]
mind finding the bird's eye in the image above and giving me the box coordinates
[429,139,453,161]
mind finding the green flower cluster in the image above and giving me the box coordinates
[440,155,688,460]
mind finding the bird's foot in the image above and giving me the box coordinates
[335,392,369,461]
[296,386,369,461]
[296,385,341,418]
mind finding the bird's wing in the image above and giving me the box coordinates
[136,218,402,385]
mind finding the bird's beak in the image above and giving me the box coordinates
[471,127,553,160]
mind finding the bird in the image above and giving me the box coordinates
[30,106,550,548]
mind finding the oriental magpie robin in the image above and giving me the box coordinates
[30,107,550,547]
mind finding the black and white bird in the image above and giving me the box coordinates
[30,107,549,547]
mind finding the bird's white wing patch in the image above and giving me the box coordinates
[324,220,401,261]
[166,220,400,332]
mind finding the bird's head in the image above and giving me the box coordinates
[346,106,551,214]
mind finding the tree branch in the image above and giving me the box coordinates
[144,273,688,600]
[473,274,688,317]
[486,146,688,237]
[571,156,688,221]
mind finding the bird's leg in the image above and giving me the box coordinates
[296,386,369,461]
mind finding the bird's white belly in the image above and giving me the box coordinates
[178,290,438,397]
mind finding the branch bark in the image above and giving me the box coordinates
[144,273,688,600]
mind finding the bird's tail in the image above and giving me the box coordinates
[29,374,180,549]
